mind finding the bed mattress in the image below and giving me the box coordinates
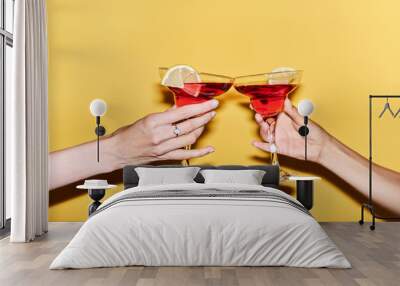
[50,183,350,269]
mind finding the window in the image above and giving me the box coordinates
[0,0,14,231]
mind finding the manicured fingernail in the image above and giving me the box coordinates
[210,100,219,108]
[208,146,215,153]
[210,111,217,117]
[270,143,277,153]
[284,98,292,108]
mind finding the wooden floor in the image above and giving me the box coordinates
[0,222,399,286]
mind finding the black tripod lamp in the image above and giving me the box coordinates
[89,99,107,162]
[297,99,314,160]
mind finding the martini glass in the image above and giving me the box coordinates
[159,67,233,165]
[234,70,302,179]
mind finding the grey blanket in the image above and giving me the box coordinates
[92,189,310,217]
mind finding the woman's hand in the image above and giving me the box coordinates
[252,98,331,163]
[106,99,219,168]
[50,100,219,190]
[251,98,400,215]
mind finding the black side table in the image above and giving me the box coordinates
[288,176,320,210]
[87,189,106,215]
[77,180,116,216]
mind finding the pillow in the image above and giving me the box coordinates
[135,167,200,186]
[200,169,266,185]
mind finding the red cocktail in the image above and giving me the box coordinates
[234,69,302,179]
[234,84,297,118]
[169,82,233,107]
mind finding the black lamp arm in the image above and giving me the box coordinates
[298,117,309,137]
[298,116,309,161]
[94,116,106,162]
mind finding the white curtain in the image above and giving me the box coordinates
[8,0,48,242]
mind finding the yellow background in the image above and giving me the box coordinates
[47,0,400,222]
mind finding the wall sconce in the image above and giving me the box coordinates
[89,99,107,162]
[297,99,314,160]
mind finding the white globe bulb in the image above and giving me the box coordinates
[90,99,107,117]
[298,99,314,117]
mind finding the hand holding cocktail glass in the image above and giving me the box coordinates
[252,98,328,163]
[160,65,302,170]
[160,65,233,165]
[234,67,302,178]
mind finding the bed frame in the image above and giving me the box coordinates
[123,165,280,189]
[122,165,313,210]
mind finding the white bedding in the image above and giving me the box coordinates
[50,183,351,269]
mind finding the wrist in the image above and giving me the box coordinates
[318,135,341,168]
[101,134,123,172]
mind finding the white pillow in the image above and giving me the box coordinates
[200,169,266,185]
[135,167,200,186]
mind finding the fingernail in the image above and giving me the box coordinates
[284,98,291,107]
[210,100,219,108]
[210,111,217,118]
[270,144,277,153]
[208,146,215,153]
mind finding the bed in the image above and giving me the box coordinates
[50,165,350,269]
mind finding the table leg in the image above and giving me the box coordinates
[88,189,105,216]
[296,180,314,210]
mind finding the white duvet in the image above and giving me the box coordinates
[50,183,351,269]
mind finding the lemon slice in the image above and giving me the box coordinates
[269,67,296,84]
[161,65,200,88]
